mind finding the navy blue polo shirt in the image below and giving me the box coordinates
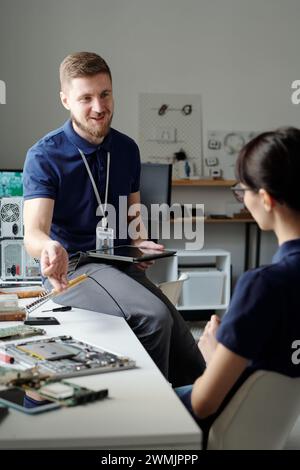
[217,239,300,377]
[23,120,141,254]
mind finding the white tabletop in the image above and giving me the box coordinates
[0,300,201,449]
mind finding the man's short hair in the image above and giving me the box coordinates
[60,52,112,90]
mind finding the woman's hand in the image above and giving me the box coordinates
[198,315,221,365]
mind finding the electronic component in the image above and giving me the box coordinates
[0,312,26,321]
[208,138,221,150]
[0,366,108,408]
[37,381,108,406]
[1,239,23,280]
[23,250,40,279]
[0,294,26,321]
[0,197,23,238]
[5,335,136,379]
[0,351,14,364]
[205,157,219,167]
[0,365,38,386]
[224,132,245,155]
[205,130,257,180]
[0,294,19,310]
[24,317,60,326]
[0,325,46,341]
[0,240,40,281]
[0,382,107,411]
[38,382,75,399]
[16,342,79,361]
[210,168,222,178]
[0,170,23,198]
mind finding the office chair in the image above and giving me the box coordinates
[158,273,189,306]
[207,370,300,450]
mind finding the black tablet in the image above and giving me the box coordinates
[87,245,176,263]
[24,317,60,326]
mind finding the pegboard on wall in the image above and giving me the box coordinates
[138,93,202,179]
[204,131,257,180]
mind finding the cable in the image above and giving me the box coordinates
[87,275,127,320]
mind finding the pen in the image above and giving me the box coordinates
[41,306,72,313]
[0,351,15,364]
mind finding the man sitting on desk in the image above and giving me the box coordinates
[23,52,204,386]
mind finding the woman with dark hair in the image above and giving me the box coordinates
[176,127,300,444]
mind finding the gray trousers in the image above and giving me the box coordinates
[49,261,205,387]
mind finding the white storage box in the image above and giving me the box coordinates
[179,270,225,307]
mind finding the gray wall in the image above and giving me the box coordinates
[1,0,299,278]
[1,0,300,165]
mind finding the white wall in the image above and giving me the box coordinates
[1,0,300,164]
[1,0,299,278]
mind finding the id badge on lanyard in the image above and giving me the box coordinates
[78,147,114,250]
[96,218,114,250]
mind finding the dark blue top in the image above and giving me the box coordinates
[23,120,141,254]
[217,238,300,378]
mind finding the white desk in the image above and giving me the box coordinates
[0,301,201,449]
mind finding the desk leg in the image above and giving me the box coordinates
[244,223,251,271]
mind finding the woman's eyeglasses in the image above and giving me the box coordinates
[231,183,253,203]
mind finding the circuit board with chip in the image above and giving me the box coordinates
[37,381,108,406]
[0,325,46,341]
[5,336,136,379]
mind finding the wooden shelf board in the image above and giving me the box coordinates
[171,217,255,224]
[172,179,236,187]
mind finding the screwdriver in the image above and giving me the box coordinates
[41,306,72,313]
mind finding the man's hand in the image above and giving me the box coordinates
[198,315,221,365]
[40,241,69,291]
[134,240,164,271]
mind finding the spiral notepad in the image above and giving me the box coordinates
[25,274,87,315]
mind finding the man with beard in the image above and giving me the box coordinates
[23,52,204,386]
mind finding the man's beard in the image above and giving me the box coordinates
[71,113,113,140]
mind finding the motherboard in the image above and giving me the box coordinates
[3,335,136,379]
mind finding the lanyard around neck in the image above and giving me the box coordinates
[78,148,110,227]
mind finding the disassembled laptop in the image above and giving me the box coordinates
[0,334,136,410]
[0,274,136,412]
